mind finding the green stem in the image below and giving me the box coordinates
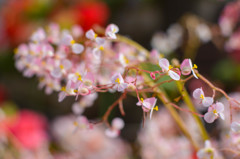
[176,81,209,140]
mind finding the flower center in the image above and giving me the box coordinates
[99,46,104,51]
[70,40,75,45]
[115,78,120,84]
[153,106,158,111]
[140,98,144,103]
[60,64,64,70]
[200,94,204,100]
[213,109,217,114]
[61,86,66,92]
[94,33,98,39]
[168,65,173,70]
[124,56,129,64]
[192,64,198,69]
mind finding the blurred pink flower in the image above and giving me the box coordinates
[8,110,48,150]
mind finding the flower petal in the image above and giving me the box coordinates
[180,59,191,75]
[168,70,180,80]
[112,118,124,130]
[51,68,62,78]
[58,91,66,102]
[215,102,224,112]
[72,43,84,54]
[204,112,216,123]
[159,58,169,71]
[193,88,204,99]
[202,97,214,107]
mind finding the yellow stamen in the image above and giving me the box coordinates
[61,86,66,92]
[70,40,75,45]
[168,65,173,70]
[14,48,18,54]
[153,106,158,111]
[124,56,129,64]
[99,46,104,51]
[73,121,78,126]
[74,90,78,93]
[113,28,116,33]
[140,98,144,102]
[59,64,64,70]
[94,33,98,39]
[159,53,164,58]
[78,75,82,81]
[42,61,46,65]
[192,64,198,69]
[200,94,204,100]
[115,78,120,84]
[213,109,217,114]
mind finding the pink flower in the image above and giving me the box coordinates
[105,24,119,39]
[105,117,124,138]
[51,59,72,78]
[204,102,225,123]
[136,97,157,119]
[193,88,213,107]
[180,59,198,79]
[61,34,84,54]
[86,29,97,40]
[93,37,106,58]
[58,81,76,102]
[8,110,48,150]
[30,28,46,43]
[159,58,181,80]
[111,73,128,92]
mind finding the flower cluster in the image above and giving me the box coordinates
[15,23,200,125]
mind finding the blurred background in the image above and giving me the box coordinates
[0,0,240,158]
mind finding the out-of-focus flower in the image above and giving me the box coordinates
[105,24,119,39]
[159,58,181,80]
[138,108,194,159]
[105,117,125,138]
[204,102,225,123]
[180,59,198,79]
[195,23,212,43]
[8,110,48,150]
[193,88,213,107]
[219,1,240,37]
[52,115,130,159]
[197,140,215,159]
[151,23,183,55]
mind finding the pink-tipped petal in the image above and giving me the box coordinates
[180,59,191,75]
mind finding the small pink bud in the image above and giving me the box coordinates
[150,72,156,80]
